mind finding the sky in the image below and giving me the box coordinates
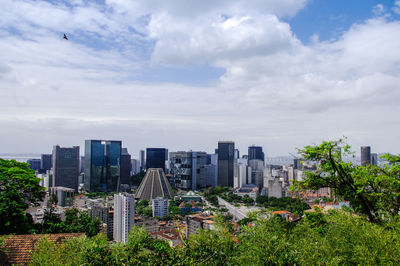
[1,0,400,157]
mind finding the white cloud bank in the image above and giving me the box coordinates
[0,0,400,156]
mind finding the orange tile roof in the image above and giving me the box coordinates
[2,233,85,265]
[272,210,291,214]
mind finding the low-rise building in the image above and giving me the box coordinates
[88,205,114,240]
[49,187,75,207]
[150,228,184,247]
[2,233,84,265]
[185,213,214,238]
[180,191,202,202]
[234,184,259,200]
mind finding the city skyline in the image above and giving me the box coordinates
[1,0,400,156]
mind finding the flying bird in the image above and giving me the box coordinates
[63,34,68,40]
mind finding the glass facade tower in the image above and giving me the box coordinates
[218,141,235,187]
[146,148,168,171]
[84,140,121,192]
[248,146,264,162]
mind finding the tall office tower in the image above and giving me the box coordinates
[146,148,168,171]
[152,197,169,218]
[234,149,240,159]
[139,150,145,171]
[371,153,378,166]
[80,156,85,173]
[131,159,139,175]
[198,153,219,188]
[217,141,235,187]
[248,156,264,188]
[360,146,371,166]
[40,154,52,173]
[113,193,135,243]
[84,140,121,192]
[248,146,264,162]
[135,168,175,201]
[169,151,208,190]
[27,159,41,172]
[234,158,251,188]
[52,145,80,193]
[293,158,301,170]
[120,148,132,188]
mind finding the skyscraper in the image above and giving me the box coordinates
[371,153,378,166]
[113,193,135,243]
[27,158,41,172]
[217,141,235,187]
[52,145,80,193]
[248,146,264,162]
[360,146,371,166]
[84,140,121,192]
[139,150,145,171]
[120,148,132,187]
[40,154,52,173]
[169,151,208,190]
[146,148,168,171]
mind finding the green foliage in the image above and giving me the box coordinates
[38,208,100,236]
[87,192,110,199]
[136,200,153,217]
[294,138,400,222]
[142,206,153,217]
[256,196,311,215]
[30,210,400,265]
[169,205,182,215]
[0,158,46,234]
[203,186,230,206]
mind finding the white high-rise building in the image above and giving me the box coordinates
[234,158,251,188]
[152,197,169,218]
[113,193,135,243]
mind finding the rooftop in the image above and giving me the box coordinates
[1,233,85,265]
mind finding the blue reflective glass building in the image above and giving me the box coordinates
[84,140,121,192]
[146,148,168,171]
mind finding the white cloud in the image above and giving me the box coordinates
[372,4,385,16]
[148,14,296,65]
[1,0,400,155]
[393,0,400,14]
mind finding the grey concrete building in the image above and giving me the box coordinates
[268,178,283,198]
[139,150,145,172]
[371,153,378,166]
[89,205,114,240]
[361,146,371,166]
[52,145,80,193]
[169,151,208,190]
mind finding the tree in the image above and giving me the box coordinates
[142,206,153,217]
[0,159,46,234]
[294,138,400,222]
[170,205,182,215]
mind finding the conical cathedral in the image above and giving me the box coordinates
[135,168,175,201]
